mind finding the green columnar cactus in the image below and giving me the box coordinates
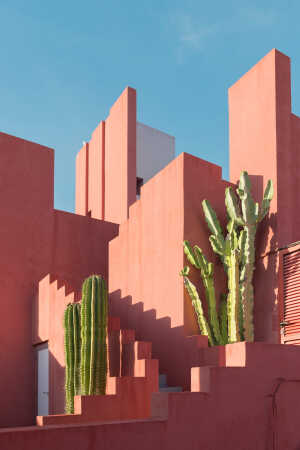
[226,231,240,343]
[183,241,223,345]
[96,277,108,395]
[64,303,80,414]
[201,171,273,342]
[234,172,273,341]
[73,303,81,396]
[180,266,214,346]
[80,275,108,396]
[201,201,241,342]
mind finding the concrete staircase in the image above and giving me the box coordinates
[35,274,205,427]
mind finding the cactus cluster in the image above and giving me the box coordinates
[63,275,108,414]
[181,171,273,345]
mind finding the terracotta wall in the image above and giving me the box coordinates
[229,49,300,343]
[105,87,136,224]
[0,132,118,427]
[109,152,231,389]
[88,122,105,220]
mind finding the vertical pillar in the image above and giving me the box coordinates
[88,121,105,220]
[75,143,89,216]
[105,87,137,224]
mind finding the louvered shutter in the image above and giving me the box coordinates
[282,250,300,344]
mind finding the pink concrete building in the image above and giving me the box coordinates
[1,49,300,449]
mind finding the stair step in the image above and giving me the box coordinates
[159,386,182,393]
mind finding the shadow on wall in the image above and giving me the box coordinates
[255,211,278,343]
[48,318,135,415]
[109,290,203,391]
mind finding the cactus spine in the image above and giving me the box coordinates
[64,303,81,413]
[80,275,108,396]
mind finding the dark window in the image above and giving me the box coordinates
[136,177,144,197]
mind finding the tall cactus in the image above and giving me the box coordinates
[180,266,214,346]
[182,241,223,344]
[201,201,241,342]
[235,172,273,341]
[80,275,108,396]
[201,171,273,342]
[183,170,273,345]
[73,303,81,395]
[225,230,240,343]
[64,303,81,414]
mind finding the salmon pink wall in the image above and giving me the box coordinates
[105,87,137,224]
[0,132,54,428]
[229,48,300,343]
[75,87,136,224]
[109,152,231,389]
[88,121,105,220]
[0,131,118,428]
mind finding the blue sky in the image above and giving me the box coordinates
[1,1,299,212]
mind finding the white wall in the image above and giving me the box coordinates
[136,122,175,185]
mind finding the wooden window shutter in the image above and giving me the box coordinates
[282,249,300,345]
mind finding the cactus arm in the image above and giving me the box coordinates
[202,199,227,268]
[257,179,274,222]
[209,235,226,261]
[193,246,223,345]
[183,240,201,269]
[237,171,257,225]
[181,275,214,346]
[202,199,226,246]
[225,187,244,226]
